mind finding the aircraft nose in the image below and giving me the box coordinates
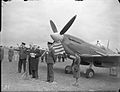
[50,33,63,42]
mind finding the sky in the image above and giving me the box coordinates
[1,0,120,51]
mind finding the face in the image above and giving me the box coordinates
[33,45,37,49]
[21,44,25,48]
[29,44,32,48]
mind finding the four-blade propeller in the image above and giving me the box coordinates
[49,15,77,42]
[50,20,58,33]
[60,15,77,35]
[50,15,77,35]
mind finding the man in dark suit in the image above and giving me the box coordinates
[45,42,56,83]
[29,45,41,79]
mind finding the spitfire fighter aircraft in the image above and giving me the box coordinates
[49,15,120,78]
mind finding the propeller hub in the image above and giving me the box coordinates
[50,33,63,42]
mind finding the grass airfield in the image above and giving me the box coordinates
[1,0,120,91]
[1,48,120,91]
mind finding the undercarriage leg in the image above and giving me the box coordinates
[109,65,120,78]
[85,62,95,78]
[65,65,72,74]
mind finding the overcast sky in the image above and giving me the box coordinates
[1,0,120,51]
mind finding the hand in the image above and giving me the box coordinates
[30,53,35,57]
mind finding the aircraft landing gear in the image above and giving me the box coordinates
[65,65,72,74]
[85,68,94,78]
[65,58,75,74]
[85,62,95,78]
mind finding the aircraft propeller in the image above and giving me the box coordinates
[60,15,77,35]
[50,20,58,33]
[50,15,77,42]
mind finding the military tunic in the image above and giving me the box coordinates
[15,47,27,73]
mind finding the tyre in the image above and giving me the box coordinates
[86,68,94,78]
[65,65,72,74]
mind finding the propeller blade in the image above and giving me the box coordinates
[50,20,58,33]
[60,15,77,35]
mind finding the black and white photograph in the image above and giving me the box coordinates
[1,0,120,91]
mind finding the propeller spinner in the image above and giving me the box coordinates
[50,15,77,42]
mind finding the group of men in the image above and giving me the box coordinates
[0,41,82,85]
[13,42,57,83]
[13,42,81,85]
[3,42,120,86]
[14,42,41,79]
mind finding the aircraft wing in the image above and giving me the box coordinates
[79,52,120,58]
[95,51,120,57]
[80,54,101,57]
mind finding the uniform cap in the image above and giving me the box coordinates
[47,42,53,45]
[22,42,26,45]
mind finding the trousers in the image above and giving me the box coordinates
[18,59,26,73]
[31,70,38,78]
[47,63,54,82]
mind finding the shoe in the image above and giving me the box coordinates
[49,81,57,84]
[72,83,79,87]
[32,76,36,78]
[49,81,53,83]
[46,80,50,82]
[35,77,39,80]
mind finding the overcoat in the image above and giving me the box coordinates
[29,48,41,71]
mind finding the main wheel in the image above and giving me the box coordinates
[65,65,72,74]
[86,68,94,78]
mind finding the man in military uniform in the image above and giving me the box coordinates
[29,45,41,79]
[28,44,32,75]
[72,53,81,86]
[0,46,4,63]
[16,42,27,73]
[8,46,14,62]
[45,42,56,83]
